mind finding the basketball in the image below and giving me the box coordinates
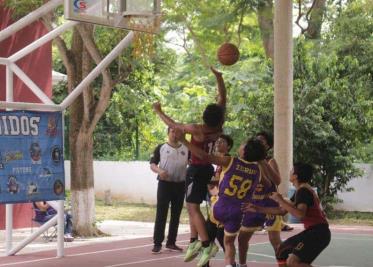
[217,43,240,66]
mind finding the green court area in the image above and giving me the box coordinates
[211,229,373,267]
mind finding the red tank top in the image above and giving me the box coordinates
[190,136,215,165]
[300,184,328,229]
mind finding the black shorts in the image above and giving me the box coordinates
[185,164,214,204]
[276,223,331,264]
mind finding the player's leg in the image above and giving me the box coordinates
[239,213,265,267]
[166,181,185,251]
[286,224,331,267]
[153,181,171,253]
[237,230,254,267]
[266,215,282,251]
[224,233,237,266]
[286,254,312,267]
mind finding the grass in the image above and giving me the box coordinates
[327,210,373,226]
[95,199,373,226]
[95,199,204,224]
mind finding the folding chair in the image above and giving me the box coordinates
[32,208,58,242]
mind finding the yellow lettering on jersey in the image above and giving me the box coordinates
[235,164,257,175]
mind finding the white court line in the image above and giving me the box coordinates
[248,252,276,259]
[104,255,184,267]
[0,238,270,267]
[0,241,183,267]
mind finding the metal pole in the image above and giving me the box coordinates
[0,0,63,43]
[5,64,14,254]
[7,216,58,256]
[56,200,65,258]
[8,21,78,63]
[60,31,135,109]
[0,101,61,111]
[274,0,293,196]
[10,63,55,105]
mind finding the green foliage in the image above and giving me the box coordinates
[3,0,43,19]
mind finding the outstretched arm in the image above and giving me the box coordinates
[153,102,201,135]
[211,67,226,108]
[241,202,287,216]
[270,192,307,220]
[153,102,179,128]
[174,128,231,167]
[259,160,282,186]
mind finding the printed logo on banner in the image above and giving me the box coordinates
[51,146,62,164]
[0,111,65,204]
[46,115,58,136]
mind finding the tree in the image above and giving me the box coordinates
[4,0,145,235]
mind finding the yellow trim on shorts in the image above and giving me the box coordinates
[266,215,282,232]
[224,229,239,236]
[239,225,263,233]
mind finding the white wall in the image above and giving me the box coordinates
[335,164,373,212]
[64,161,373,211]
[64,161,158,204]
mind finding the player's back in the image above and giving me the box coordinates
[190,128,222,165]
[218,157,261,204]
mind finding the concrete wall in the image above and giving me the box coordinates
[64,161,373,211]
[335,164,373,212]
[65,161,158,204]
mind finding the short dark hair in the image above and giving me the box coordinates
[243,138,267,162]
[219,134,233,151]
[293,162,314,183]
[203,104,225,128]
[256,131,273,149]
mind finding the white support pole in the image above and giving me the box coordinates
[10,63,55,105]
[0,101,61,111]
[274,0,293,196]
[8,21,78,63]
[0,0,63,43]
[5,205,13,254]
[56,200,65,258]
[7,216,58,256]
[5,64,14,254]
[60,31,135,109]
[0,57,10,64]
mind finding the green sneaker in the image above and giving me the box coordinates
[197,243,219,267]
[184,240,202,262]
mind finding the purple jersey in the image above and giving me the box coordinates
[213,157,261,234]
[218,157,260,203]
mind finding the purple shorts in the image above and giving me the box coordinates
[213,198,242,235]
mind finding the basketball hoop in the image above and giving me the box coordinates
[64,0,162,33]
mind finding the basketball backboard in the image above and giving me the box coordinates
[64,0,161,33]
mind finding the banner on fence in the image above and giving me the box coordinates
[0,111,65,204]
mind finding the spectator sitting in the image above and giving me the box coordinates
[33,201,74,242]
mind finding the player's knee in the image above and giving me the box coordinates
[275,242,289,261]
[286,255,301,267]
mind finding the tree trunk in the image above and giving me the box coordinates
[257,0,274,60]
[70,131,96,236]
[306,0,326,39]
[67,27,97,236]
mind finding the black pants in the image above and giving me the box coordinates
[153,180,185,246]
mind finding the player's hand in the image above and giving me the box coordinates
[158,169,169,180]
[241,202,257,213]
[269,192,283,202]
[210,66,222,77]
[152,102,162,112]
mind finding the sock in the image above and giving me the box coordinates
[190,237,197,243]
[202,240,210,248]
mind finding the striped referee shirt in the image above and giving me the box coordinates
[150,143,189,183]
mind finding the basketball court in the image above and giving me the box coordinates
[1,224,373,267]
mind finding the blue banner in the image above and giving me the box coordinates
[0,111,65,204]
